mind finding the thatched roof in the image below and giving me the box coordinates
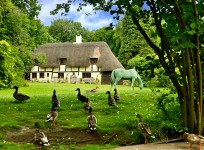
[34,42,123,71]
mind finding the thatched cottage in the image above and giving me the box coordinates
[30,35,123,84]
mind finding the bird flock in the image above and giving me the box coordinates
[12,85,202,149]
[12,86,123,148]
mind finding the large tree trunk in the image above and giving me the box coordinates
[185,48,195,132]
[192,0,203,134]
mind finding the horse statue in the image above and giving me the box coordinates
[110,68,143,90]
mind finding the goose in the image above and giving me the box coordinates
[136,114,155,144]
[13,86,30,101]
[106,91,116,106]
[33,122,50,147]
[114,88,120,101]
[87,107,97,132]
[86,86,99,93]
[45,108,58,126]
[52,90,60,110]
[75,88,89,102]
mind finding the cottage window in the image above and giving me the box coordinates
[59,58,67,65]
[47,73,49,77]
[82,72,91,78]
[58,73,64,78]
[90,58,98,65]
[32,73,37,78]
[40,73,44,78]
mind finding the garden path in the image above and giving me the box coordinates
[114,142,200,150]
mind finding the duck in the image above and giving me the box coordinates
[45,108,58,126]
[114,88,120,101]
[84,98,91,111]
[136,114,155,144]
[86,86,99,93]
[52,90,60,110]
[75,88,89,102]
[87,107,97,132]
[33,122,50,147]
[106,91,116,106]
[13,86,30,101]
[182,130,204,150]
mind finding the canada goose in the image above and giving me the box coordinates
[13,86,30,101]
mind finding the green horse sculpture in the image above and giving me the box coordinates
[110,68,144,90]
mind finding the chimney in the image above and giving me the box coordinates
[75,35,82,44]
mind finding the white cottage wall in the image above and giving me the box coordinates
[30,65,102,84]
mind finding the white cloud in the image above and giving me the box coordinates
[38,0,117,30]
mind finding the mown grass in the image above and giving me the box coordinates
[0,82,181,149]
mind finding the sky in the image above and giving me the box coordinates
[38,0,119,31]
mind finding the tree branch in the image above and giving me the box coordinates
[157,0,175,15]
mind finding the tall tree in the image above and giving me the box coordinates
[117,14,154,68]
[11,0,41,19]
[0,0,51,87]
[112,21,122,57]
[48,19,92,42]
[92,27,116,54]
[52,1,203,134]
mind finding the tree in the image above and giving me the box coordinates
[92,27,116,54]
[0,0,51,87]
[48,19,92,42]
[52,1,203,134]
[117,14,154,68]
[0,40,24,88]
[112,22,122,57]
[11,0,41,19]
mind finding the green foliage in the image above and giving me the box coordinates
[48,19,92,42]
[0,40,23,88]
[128,55,172,87]
[117,15,144,68]
[0,0,53,89]
[112,22,122,56]
[92,27,116,54]
[152,88,181,122]
[11,0,42,19]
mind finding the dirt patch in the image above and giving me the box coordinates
[5,127,102,147]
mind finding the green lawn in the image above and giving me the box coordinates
[0,82,180,149]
